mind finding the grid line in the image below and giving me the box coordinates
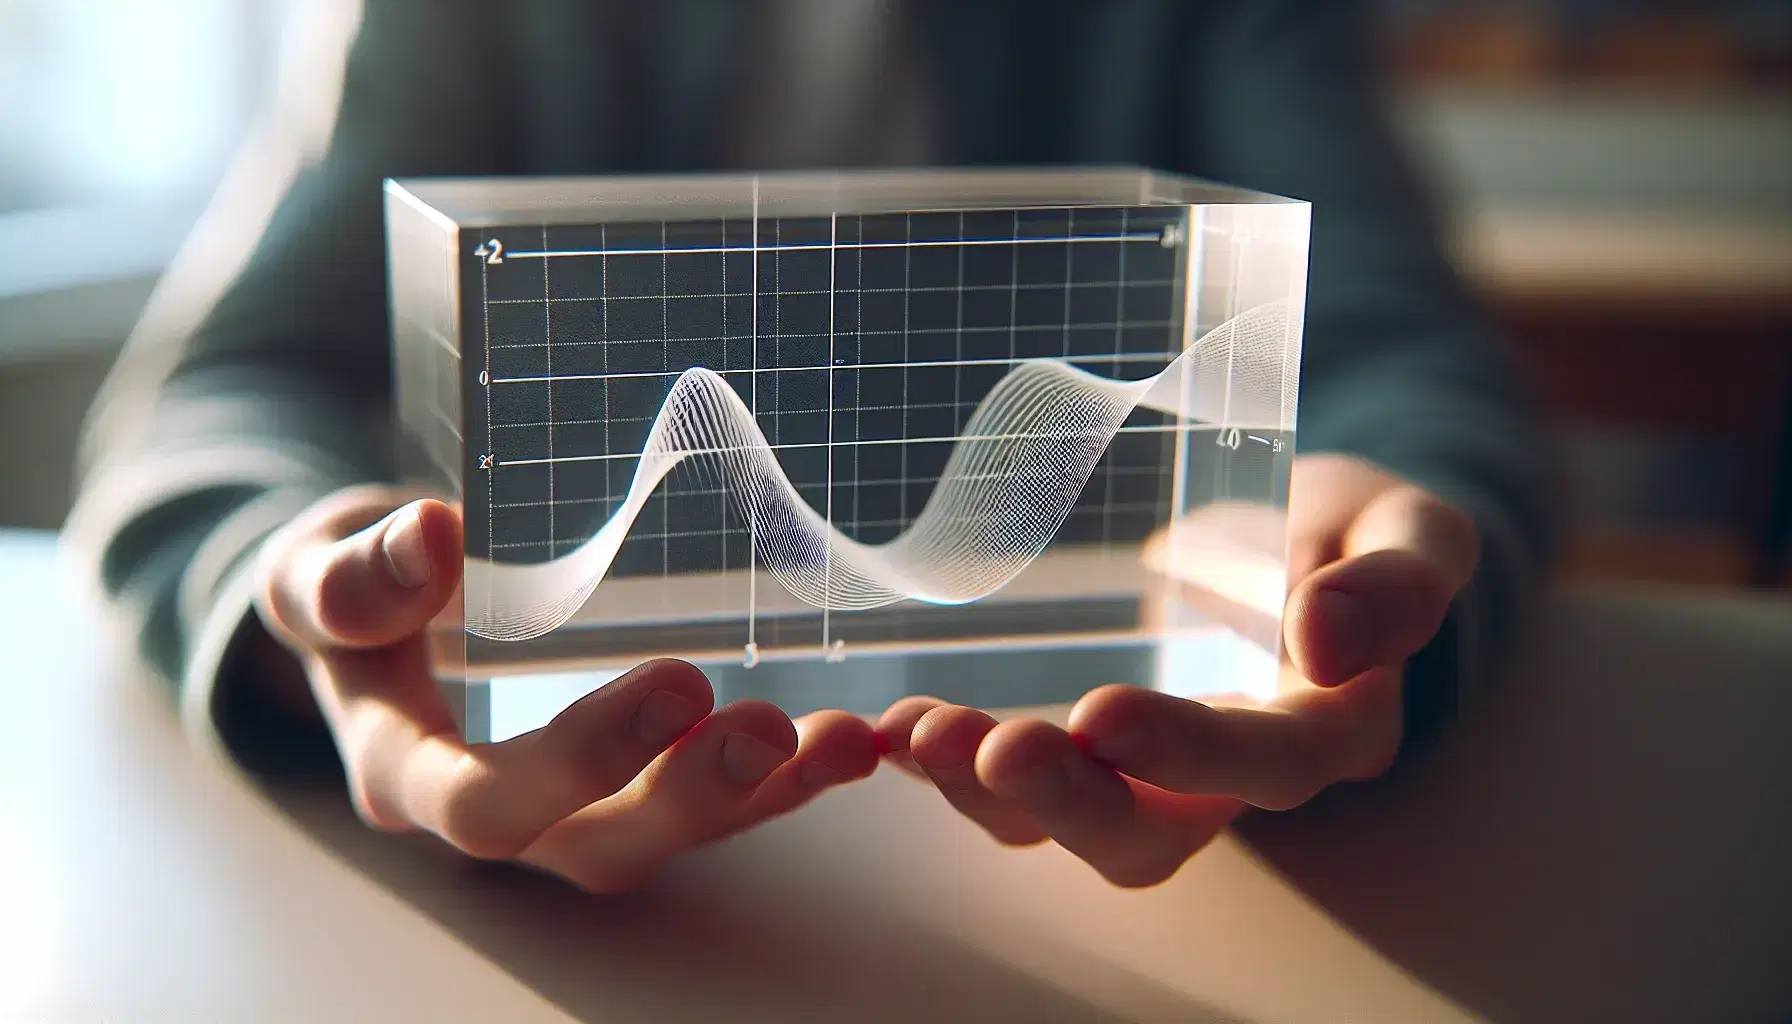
[474,206,1193,589]
[488,320,1179,356]
[541,224,555,557]
[494,422,1194,466]
[504,230,1167,260]
[482,278,1178,303]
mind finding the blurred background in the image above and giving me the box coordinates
[2,0,1788,589]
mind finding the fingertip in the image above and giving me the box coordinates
[378,504,433,590]
[412,497,465,568]
[1065,685,1172,770]
[733,712,878,825]
[1360,486,1480,592]
[720,732,796,785]
[376,499,464,590]
[978,716,1061,754]
[795,710,881,781]
[1065,683,1149,736]
[714,699,800,757]
[312,504,458,646]
[542,658,716,750]
[910,705,996,771]
[973,718,1069,794]
[1282,581,1370,687]
[1285,549,1455,686]
[629,658,716,706]
[874,694,945,755]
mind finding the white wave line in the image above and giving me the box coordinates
[466,300,1296,642]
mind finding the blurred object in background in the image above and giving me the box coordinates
[1378,0,1792,589]
[0,0,281,212]
[1581,12,1744,85]
[1383,4,1568,85]
[1381,0,1792,88]
[0,0,296,530]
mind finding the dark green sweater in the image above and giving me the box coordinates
[67,0,1555,767]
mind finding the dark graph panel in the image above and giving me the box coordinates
[468,207,1186,576]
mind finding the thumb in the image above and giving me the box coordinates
[1284,485,1478,687]
[261,497,464,651]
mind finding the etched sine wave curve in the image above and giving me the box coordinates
[467,300,1296,642]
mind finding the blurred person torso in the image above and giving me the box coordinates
[376,0,1252,180]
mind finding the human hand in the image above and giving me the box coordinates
[876,454,1478,887]
[252,486,879,892]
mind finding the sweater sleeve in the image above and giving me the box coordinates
[1186,0,1561,750]
[62,0,516,768]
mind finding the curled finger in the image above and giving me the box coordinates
[909,706,1047,847]
[1067,677,1402,811]
[975,719,1238,888]
[736,709,882,824]
[257,495,463,653]
[518,700,799,893]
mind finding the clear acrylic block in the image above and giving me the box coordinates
[386,168,1308,742]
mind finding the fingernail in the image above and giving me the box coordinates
[633,689,701,747]
[1317,588,1371,675]
[381,505,431,589]
[721,733,788,783]
[1004,754,1069,809]
[799,761,847,788]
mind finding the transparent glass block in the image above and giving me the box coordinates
[386,168,1308,742]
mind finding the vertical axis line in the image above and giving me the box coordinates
[661,220,670,579]
[600,224,611,551]
[541,225,555,558]
[1061,209,1074,359]
[747,182,760,652]
[481,246,494,628]
[1103,208,1129,552]
[822,213,838,651]
[1169,208,1202,570]
[1219,223,1246,502]
[719,217,728,574]
[774,220,781,451]
[954,211,964,446]
[1056,210,1073,576]
[900,212,911,526]
[1006,212,1019,547]
[1008,210,1019,363]
[853,217,863,535]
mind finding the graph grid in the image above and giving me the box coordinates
[461,206,1192,618]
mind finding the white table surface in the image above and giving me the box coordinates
[2,528,1788,1023]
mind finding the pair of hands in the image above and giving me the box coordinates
[253,455,1477,893]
